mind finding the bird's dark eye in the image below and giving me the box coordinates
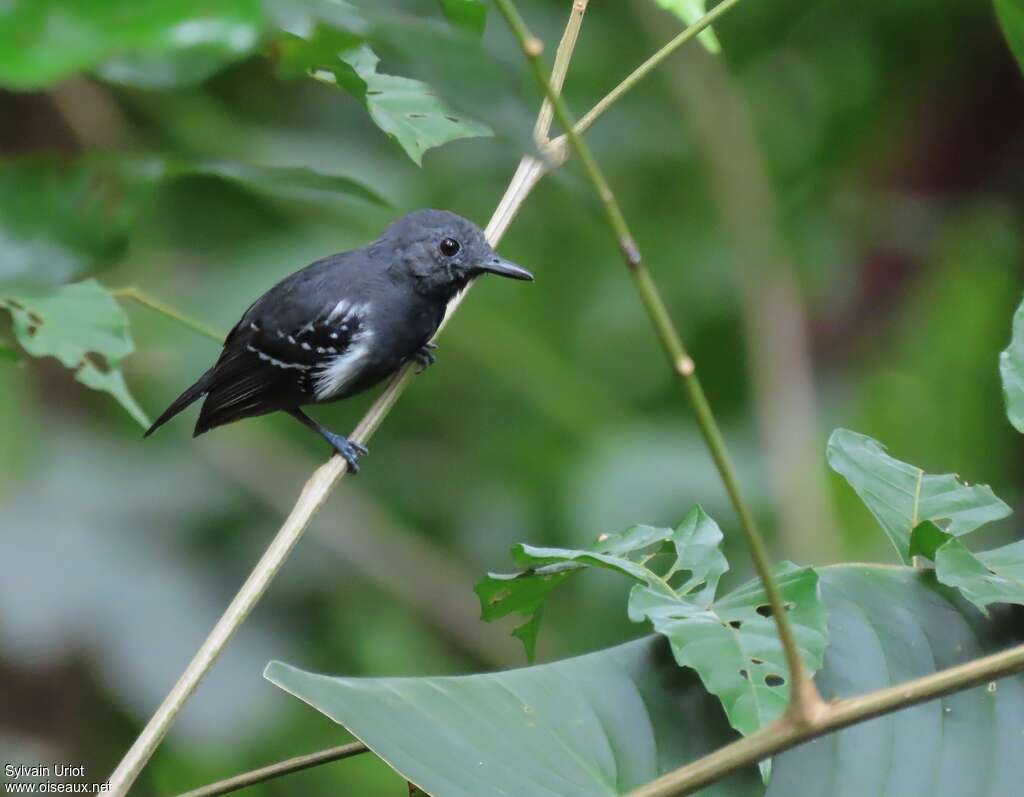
[439,238,461,257]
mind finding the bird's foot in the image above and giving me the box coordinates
[323,431,369,473]
[412,342,438,374]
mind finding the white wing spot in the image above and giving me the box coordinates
[246,344,309,371]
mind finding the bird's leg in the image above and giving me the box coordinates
[412,342,438,374]
[288,409,368,472]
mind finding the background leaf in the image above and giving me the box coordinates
[910,521,1024,614]
[438,0,487,37]
[308,42,492,165]
[826,428,1011,563]
[994,0,1024,74]
[999,295,1024,431]
[0,279,148,426]
[651,0,721,53]
[0,0,266,90]
[0,155,384,291]
[270,566,1024,797]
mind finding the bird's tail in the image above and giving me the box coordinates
[144,368,215,438]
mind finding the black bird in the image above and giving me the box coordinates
[145,209,533,471]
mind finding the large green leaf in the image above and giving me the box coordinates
[0,0,266,90]
[268,565,1024,797]
[270,636,759,797]
[0,279,148,426]
[995,0,1024,75]
[910,521,1024,615]
[0,155,384,290]
[826,428,1011,563]
[477,508,828,738]
[651,0,721,53]
[766,566,1024,797]
[999,295,1024,432]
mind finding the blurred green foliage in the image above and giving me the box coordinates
[1,0,1023,794]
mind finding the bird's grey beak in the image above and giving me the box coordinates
[480,255,534,281]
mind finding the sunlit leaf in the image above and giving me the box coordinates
[0,0,266,90]
[270,565,1024,797]
[994,0,1024,75]
[910,521,1024,615]
[651,0,721,53]
[0,280,148,426]
[999,295,1024,432]
[827,428,1011,564]
[477,507,828,737]
[438,0,487,37]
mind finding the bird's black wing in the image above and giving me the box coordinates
[194,298,369,434]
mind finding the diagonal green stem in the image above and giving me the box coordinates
[492,0,821,716]
[112,286,224,342]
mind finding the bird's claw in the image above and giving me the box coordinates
[325,432,368,473]
[412,342,438,374]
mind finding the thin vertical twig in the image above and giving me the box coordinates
[491,0,823,719]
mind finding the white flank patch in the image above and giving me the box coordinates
[314,329,374,400]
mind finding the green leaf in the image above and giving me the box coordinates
[910,521,1024,615]
[826,428,1011,564]
[478,508,828,737]
[651,0,721,53]
[270,636,760,797]
[0,155,385,291]
[999,295,1024,432]
[1,280,148,426]
[438,0,487,37]
[0,0,266,90]
[269,565,1024,797]
[301,41,492,165]
[630,563,827,737]
[995,0,1024,75]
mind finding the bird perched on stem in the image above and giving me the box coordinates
[145,209,533,471]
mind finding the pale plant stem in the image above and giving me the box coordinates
[492,0,821,718]
[104,5,589,794]
[626,639,1024,797]
[173,742,368,797]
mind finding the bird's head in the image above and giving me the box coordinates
[383,209,533,297]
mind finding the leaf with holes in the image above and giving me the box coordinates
[910,521,1024,615]
[1,280,148,427]
[651,0,721,53]
[827,428,1011,564]
[629,563,826,737]
[478,507,828,737]
[305,43,491,165]
[1000,295,1024,432]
